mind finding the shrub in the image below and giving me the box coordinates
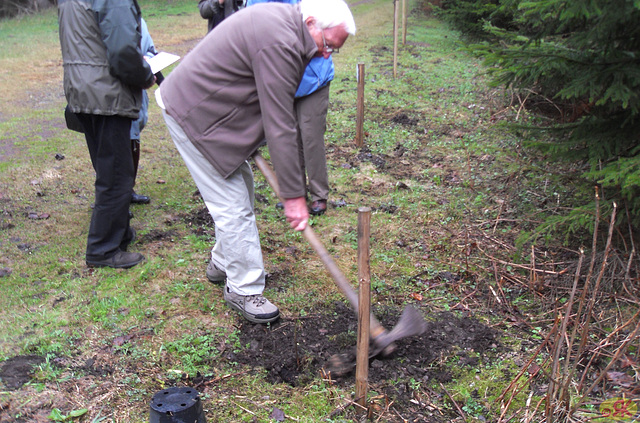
[448,0,640,238]
[0,0,56,19]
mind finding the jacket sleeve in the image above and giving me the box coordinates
[96,3,154,88]
[253,44,307,199]
[140,18,157,59]
[199,0,223,18]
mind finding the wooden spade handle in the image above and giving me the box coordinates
[253,152,387,340]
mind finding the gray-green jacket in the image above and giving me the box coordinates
[58,0,154,119]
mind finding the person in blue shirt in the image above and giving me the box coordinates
[130,18,163,205]
[247,0,334,215]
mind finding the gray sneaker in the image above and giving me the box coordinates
[224,286,280,324]
[206,261,226,282]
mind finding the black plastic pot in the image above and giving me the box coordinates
[149,387,206,423]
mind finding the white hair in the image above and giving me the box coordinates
[300,0,356,35]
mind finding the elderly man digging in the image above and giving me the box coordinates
[156,0,356,323]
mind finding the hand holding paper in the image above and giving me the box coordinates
[146,52,180,74]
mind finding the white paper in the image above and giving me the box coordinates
[147,52,180,74]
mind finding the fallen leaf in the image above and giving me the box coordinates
[605,371,635,388]
[284,246,298,255]
[113,334,134,347]
[619,355,637,369]
[528,363,541,375]
[269,407,285,421]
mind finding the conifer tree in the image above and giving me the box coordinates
[442,0,640,233]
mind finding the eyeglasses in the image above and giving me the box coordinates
[321,29,339,54]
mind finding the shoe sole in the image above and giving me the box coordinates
[86,260,143,269]
[207,274,226,283]
[86,256,144,269]
[225,298,280,324]
[206,264,226,282]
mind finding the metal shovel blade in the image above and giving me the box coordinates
[369,305,428,357]
[326,306,428,376]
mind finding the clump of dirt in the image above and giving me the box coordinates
[218,301,500,421]
[179,206,215,237]
[356,149,387,170]
[391,113,420,127]
[138,228,179,244]
[0,355,45,390]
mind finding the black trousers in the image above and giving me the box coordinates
[76,114,134,261]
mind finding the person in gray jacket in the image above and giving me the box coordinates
[156,0,355,323]
[58,0,155,269]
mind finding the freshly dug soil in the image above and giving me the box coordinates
[221,301,501,421]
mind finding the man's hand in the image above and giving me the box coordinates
[144,75,157,89]
[284,197,309,231]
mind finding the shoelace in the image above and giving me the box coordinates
[249,295,267,306]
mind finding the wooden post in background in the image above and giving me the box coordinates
[355,63,365,148]
[393,0,399,78]
[402,0,408,45]
[355,207,371,413]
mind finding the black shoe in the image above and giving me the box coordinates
[131,192,150,204]
[86,250,145,269]
[309,200,327,216]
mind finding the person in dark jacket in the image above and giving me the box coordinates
[156,0,355,323]
[58,0,155,269]
[198,0,244,33]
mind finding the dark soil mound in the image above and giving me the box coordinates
[225,301,501,421]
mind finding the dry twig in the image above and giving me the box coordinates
[440,383,465,420]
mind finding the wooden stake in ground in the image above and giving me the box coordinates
[402,0,407,45]
[355,63,365,147]
[355,207,372,413]
[393,0,399,78]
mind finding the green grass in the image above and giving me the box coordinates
[1,0,635,422]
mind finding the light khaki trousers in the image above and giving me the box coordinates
[162,110,265,296]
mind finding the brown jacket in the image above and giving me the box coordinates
[161,3,317,198]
